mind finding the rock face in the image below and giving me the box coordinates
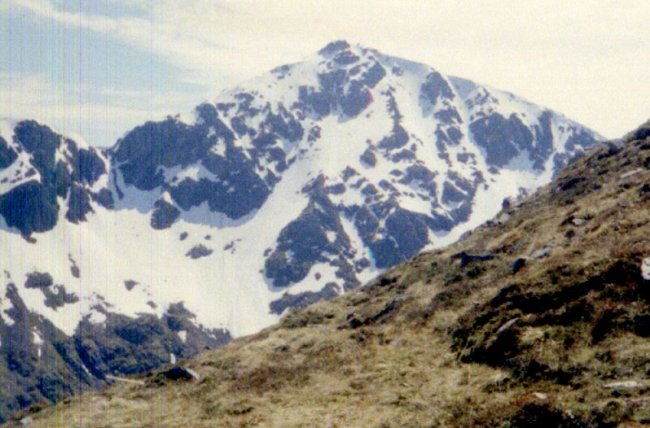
[0,280,229,422]
[0,41,602,421]
[0,121,110,236]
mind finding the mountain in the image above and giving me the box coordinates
[16,119,650,427]
[0,41,601,421]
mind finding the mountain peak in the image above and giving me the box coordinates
[26,120,650,428]
[318,40,352,57]
[0,43,604,422]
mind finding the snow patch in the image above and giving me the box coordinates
[32,329,43,359]
[642,258,650,281]
[87,309,107,325]
[210,132,227,157]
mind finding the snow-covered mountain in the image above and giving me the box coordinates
[0,41,601,420]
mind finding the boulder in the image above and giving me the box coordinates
[153,366,200,384]
[510,258,527,274]
[451,251,496,268]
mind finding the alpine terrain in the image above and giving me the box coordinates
[0,41,601,421]
[12,119,650,428]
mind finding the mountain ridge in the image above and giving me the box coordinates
[0,40,603,422]
[15,118,650,427]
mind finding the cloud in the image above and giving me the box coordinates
[0,72,197,146]
[8,0,650,139]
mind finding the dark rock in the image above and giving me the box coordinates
[344,295,408,329]
[451,251,496,268]
[0,283,99,422]
[0,126,256,421]
[508,401,587,428]
[298,86,331,118]
[331,258,361,291]
[298,58,383,120]
[68,256,80,278]
[42,285,79,309]
[262,105,304,142]
[360,62,386,88]
[265,178,353,288]
[625,118,650,141]
[399,165,437,200]
[318,40,351,56]
[164,302,196,332]
[269,283,339,315]
[65,183,94,223]
[340,167,357,182]
[0,181,59,235]
[456,152,474,164]
[435,110,463,128]
[124,280,138,291]
[114,106,270,221]
[510,258,527,274]
[169,171,269,220]
[150,199,180,230]
[75,148,106,185]
[72,308,230,380]
[531,111,555,170]
[13,120,60,164]
[340,81,373,117]
[377,275,397,287]
[152,366,200,384]
[377,125,409,150]
[469,113,534,168]
[186,245,213,259]
[333,50,359,66]
[112,313,165,345]
[0,135,17,168]
[91,188,114,209]
[390,149,416,162]
[24,272,53,289]
[372,209,430,268]
[325,183,346,195]
[442,181,466,204]
[558,177,585,192]
[114,117,211,190]
[359,147,376,166]
[0,121,108,235]
[420,71,454,109]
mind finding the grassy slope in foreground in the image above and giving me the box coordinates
[15,134,650,427]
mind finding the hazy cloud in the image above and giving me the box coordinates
[0,71,194,145]
[7,0,650,140]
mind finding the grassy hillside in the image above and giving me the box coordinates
[10,131,650,427]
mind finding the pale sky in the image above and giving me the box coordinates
[1,0,648,146]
